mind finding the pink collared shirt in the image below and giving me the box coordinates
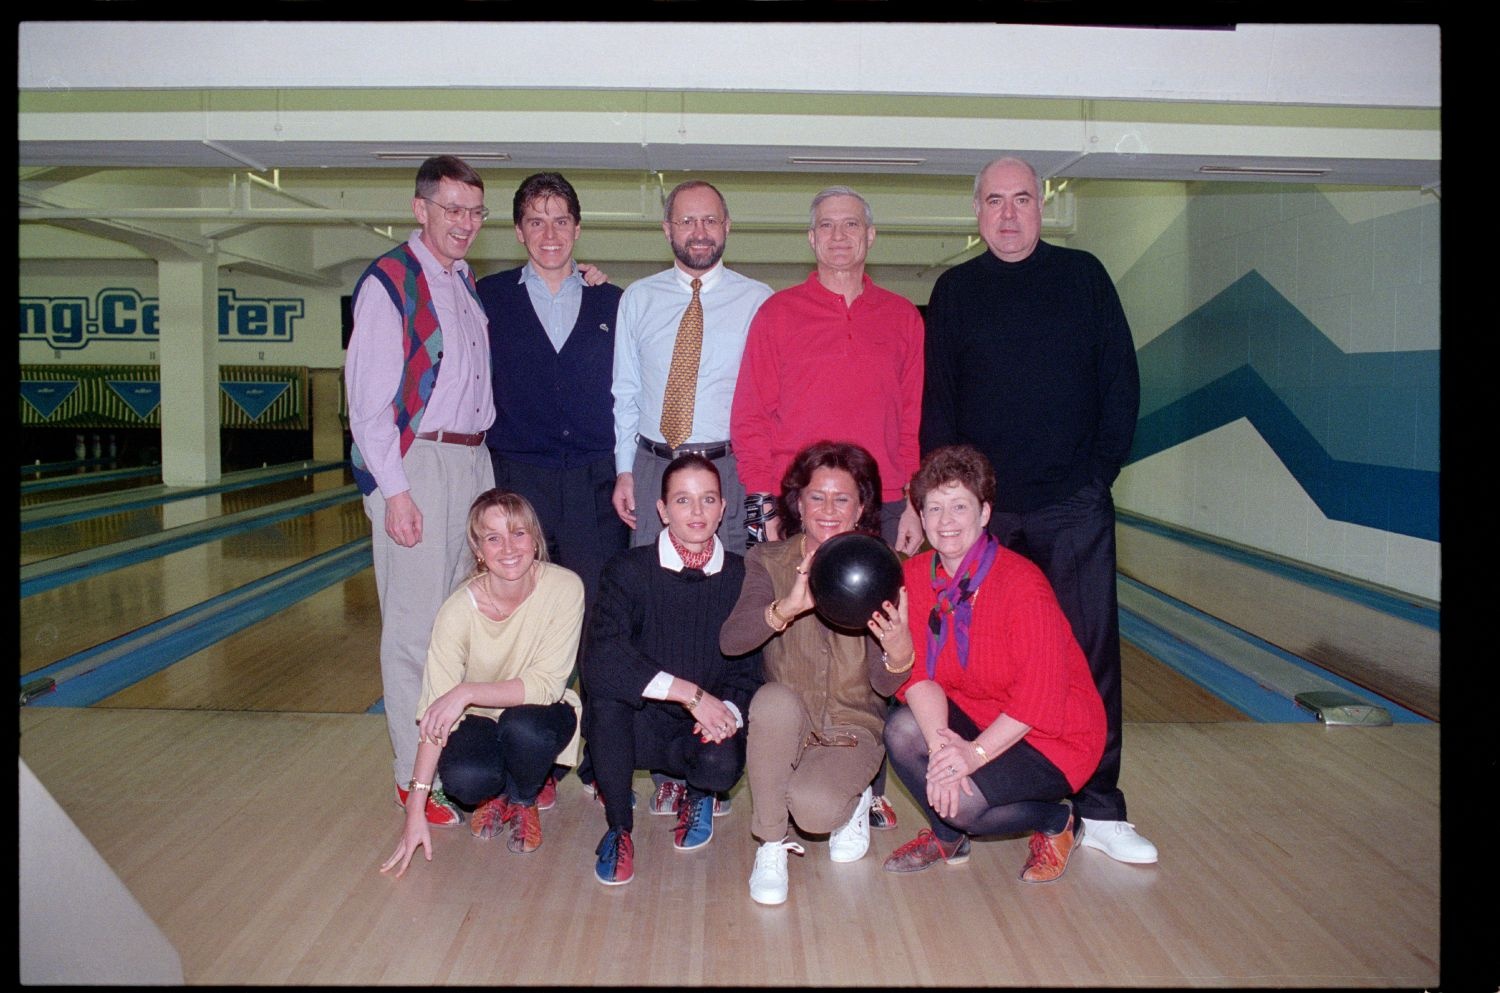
[344,231,495,497]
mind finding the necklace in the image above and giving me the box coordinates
[477,562,535,621]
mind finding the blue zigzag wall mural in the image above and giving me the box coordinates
[1128,270,1437,541]
[1083,184,1439,600]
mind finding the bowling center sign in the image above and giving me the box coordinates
[19,288,305,350]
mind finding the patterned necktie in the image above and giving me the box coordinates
[659,277,703,449]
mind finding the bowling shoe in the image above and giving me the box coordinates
[749,838,806,906]
[1021,813,1078,883]
[506,802,543,854]
[673,791,715,851]
[650,779,686,815]
[536,774,558,811]
[395,784,464,827]
[829,786,872,862]
[868,793,898,830]
[882,829,971,872]
[1078,818,1158,864]
[469,795,513,840]
[594,826,634,886]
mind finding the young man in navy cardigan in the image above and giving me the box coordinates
[478,172,625,612]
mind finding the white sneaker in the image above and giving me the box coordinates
[1079,818,1159,864]
[829,786,873,863]
[749,838,805,905]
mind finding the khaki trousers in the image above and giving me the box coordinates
[365,438,495,786]
[747,682,884,843]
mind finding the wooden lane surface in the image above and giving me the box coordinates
[19,708,1438,986]
[96,569,383,714]
[20,470,162,507]
[20,498,371,676]
[20,475,343,566]
[1122,641,1248,722]
[1116,523,1439,719]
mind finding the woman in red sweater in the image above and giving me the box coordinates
[868,445,1105,882]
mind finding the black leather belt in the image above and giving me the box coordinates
[415,430,485,446]
[637,435,732,461]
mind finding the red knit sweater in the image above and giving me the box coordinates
[896,547,1105,790]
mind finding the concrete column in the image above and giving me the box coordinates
[157,258,221,485]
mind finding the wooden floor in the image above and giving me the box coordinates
[20,708,1438,987]
[18,466,1442,986]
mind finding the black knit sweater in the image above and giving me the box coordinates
[582,545,763,720]
[920,240,1140,512]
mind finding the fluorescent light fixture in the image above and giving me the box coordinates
[787,156,927,167]
[371,151,513,162]
[1197,165,1330,177]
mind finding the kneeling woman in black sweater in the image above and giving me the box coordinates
[582,453,763,885]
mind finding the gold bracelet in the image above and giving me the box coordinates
[767,599,791,631]
[685,686,704,711]
[882,651,915,674]
[408,779,432,793]
[972,743,989,763]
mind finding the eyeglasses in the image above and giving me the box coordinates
[422,198,490,223]
[669,215,724,232]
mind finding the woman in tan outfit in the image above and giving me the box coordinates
[721,440,908,906]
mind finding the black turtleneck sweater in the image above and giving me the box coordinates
[920,239,1140,513]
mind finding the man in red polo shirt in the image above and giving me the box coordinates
[731,186,924,554]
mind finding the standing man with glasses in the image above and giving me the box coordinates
[611,179,773,555]
[346,155,496,828]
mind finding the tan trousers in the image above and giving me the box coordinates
[365,439,495,786]
[747,682,884,843]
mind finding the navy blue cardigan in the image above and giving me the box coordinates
[478,267,623,468]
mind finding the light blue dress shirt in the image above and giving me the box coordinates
[520,261,586,353]
[612,261,773,474]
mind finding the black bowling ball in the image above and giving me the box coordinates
[807,532,903,630]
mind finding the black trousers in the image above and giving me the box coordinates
[987,478,1126,821]
[488,451,627,615]
[885,701,1072,844]
[437,703,578,808]
[587,696,746,832]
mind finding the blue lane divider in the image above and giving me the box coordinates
[1117,510,1439,630]
[24,538,373,708]
[21,460,348,532]
[1119,609,1312,723]
[20,457,137,476]
[1119,575,1430,724]
[21,463,162,494]
[21,485,362,598]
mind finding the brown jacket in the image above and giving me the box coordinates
[721,538,906,739]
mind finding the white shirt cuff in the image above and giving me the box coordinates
[643,671,674,700]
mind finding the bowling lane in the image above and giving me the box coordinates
[1116,522,1439,719]
[1121,641,1249,722]
[97,569,383,713]
[21,498,371,676]
[20,468,163,507]
[21,474,350,566]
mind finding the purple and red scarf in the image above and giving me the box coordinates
[925,533,999,679]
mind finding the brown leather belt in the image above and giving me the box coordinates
[415,430,485,447]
